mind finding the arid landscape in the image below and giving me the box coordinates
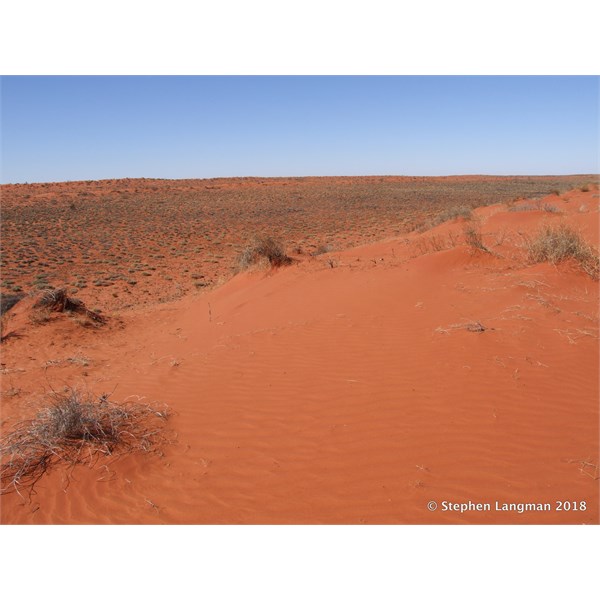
[1,175,598,524]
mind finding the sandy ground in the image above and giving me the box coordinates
[1,187,598,524]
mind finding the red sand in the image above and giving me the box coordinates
[1,188,598,524]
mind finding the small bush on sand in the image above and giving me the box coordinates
[463,225,490,253]
[33,288,106,326]
[0,389,171,497]
[540,203,560,213]
[238,236,292,269]
[527,223,599,280]
[312,243,334,256]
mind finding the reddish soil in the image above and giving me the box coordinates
[1,178,598,524]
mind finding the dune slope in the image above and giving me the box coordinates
[1,189,598,524]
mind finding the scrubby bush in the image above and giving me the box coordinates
[540,203,560,213]
[527,223,599,279]
[33,288,106,326]
[238,236,292,269]
[0,389,171,497]
[312,243,334,256]
[463,225,490,253]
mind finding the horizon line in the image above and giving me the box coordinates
[2,173,599,186]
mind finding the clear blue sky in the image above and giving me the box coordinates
[1,76,598,183]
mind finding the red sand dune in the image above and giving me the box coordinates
[1,188,598,524]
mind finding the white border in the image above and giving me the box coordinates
[1,2,599,598]
[1,1,600,74]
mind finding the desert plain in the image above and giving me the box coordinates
[0,175,598,524]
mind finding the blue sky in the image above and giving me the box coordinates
[1,76,598,183]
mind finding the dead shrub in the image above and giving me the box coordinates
[34,288,106,325]
[312,243,334,256]
[0,389,171,497]
[463,225,490,254]
[527,223,599,280]
[238,236,292,270]
[540,203,560,213]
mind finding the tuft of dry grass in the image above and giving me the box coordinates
[312,243,334,256]
[0,389,171,497]
[237,236,293,270]
[463,225,490,254]
[527,223,599,280]
[34,288,106,325]
[540,203,560,213]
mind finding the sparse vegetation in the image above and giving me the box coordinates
[420,205,473,231]
[540,203,560,213]
[0,389,171,497]
[0,176,594,310]
[527,223,599,279]
[238,236,292,269]
[312,243,334,256]
[508,204,537,212]
[33,288,106,326]
[463,225,490,254]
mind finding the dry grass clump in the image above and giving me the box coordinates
[0,389,171,497]
[33,288,106,326]
[312,243,334,256]
[463,225,490,254]
[527,223,599,280]
[238,236,293,269]
[540,203,560,213]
